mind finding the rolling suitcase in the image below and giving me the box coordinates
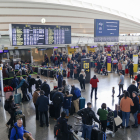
[14,93,21,104]
[16,114,26,127]
[49,103,55,118]
[79,97,85,110]
[69,102,75,115]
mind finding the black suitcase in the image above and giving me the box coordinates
[91,127,103,140]
[49,103,55,118]
[44,69,48,77]
[69,102,75,115]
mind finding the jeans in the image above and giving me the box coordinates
[80,80,85,90]
[119,84,123,95]
[122,111,130,127]
[91,87,97,99]
[70,70,73,78]
[82,124,98,140]
[63,108,69,116]
[133,111,138,127]
[39,111,48,126]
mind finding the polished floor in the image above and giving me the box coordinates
[0,68,140,140]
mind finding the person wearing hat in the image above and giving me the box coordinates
[79,69,86,91]
[117,71,124,97]
[36,90,49,127]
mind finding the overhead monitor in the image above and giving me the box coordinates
[10,24,71,46]
[94,19,119,42]
[3,50,9,53]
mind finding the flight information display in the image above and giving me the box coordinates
[94,19,119,42]
[11,24,71,46]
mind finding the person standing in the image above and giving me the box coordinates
[33,88,40,120]
[118,60,122,74]
[77,102,100,140]
[58,72,63,88]
[117,72,124,97]
[79,69,86,91]
[50,54,54,66]
[52,89,64,121]
[127,81,138,99]
[70,61,74,78]
[35,76,42,90]
[40,80,50,97]
[120,91,134,128]
[128,61,134,78]
[122,61,126,75]
[36,90,49,127]
[131,91,139,128]
[97,103,108,133]
[90,75,99,99]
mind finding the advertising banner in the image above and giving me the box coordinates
[107,54,111,72]
[133,55,138,72]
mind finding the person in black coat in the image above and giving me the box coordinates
[128,61,134,78]
[58,72,63,88]
[127,81,138,99]
[57,112,72,140]
[40,80,50,97]
[136,71,140,87]
[131,91,139,128]
[70,61,74,78]
[5,95,19,127]
[36,90,49,127]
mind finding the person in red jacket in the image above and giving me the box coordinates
[90,75,99,100]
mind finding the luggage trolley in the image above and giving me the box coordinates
[106,111,116,137]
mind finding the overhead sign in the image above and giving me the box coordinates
[94,19,119,42]
[10,24,71,46]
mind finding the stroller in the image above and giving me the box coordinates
[101,66,108,76]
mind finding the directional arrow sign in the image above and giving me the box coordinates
[86,69,89,72]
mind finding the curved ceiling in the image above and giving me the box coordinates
[0,0,140,36]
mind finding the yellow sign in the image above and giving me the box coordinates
[83,63,89,69]
[0,67,2,70]
[14,47,18,49]
[67,47,76,55]
[4,47,8,50]
[87,46,95,53]
[86,69,89,72]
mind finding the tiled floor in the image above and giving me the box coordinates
[0,68,140,140]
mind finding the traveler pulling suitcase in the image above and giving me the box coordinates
[79,97,85,110]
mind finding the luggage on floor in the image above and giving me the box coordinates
[16,114,26,127]
[49,103,55,118]
[15,110,22,116]
[115,104,120,114]
[69,102,75,115]
[5,92,14,100]
[14,93,21,104]
[67,71,70,78]
[79,97,85,110]
[125,69,129,74]
[137,113,140,124]
[91,127,106,140]
[70,132,82,140]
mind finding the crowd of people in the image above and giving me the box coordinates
[2,48,140,140]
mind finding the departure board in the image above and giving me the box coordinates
[11,24,71,46]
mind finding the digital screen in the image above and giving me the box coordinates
[0,50,3,53]
[11,24,71,46]
[90,46,94,48]
[94,19,119,42]
[3,50,9,53]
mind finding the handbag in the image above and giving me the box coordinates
[114,115,122,126]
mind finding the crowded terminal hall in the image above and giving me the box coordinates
[1,0,140,140]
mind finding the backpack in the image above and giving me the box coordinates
[8,126,19,139]
[78,74,83,82]
[74,88,81,98]
[4,100,9,111]
[54,94,62,105]
[23,81,29,88]
[54,123,62,138]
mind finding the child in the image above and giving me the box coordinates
[112,87,115,97]
[63,91,73,119]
